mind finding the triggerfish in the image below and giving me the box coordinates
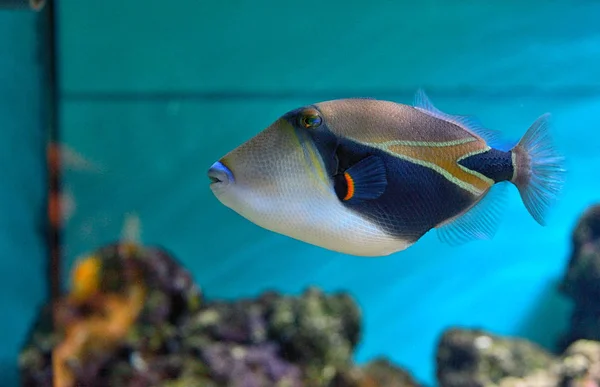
[207,90,565,257]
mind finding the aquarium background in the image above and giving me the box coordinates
[3,1,600,386]
[0,9,47,387]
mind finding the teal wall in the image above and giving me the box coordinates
[0,10,46,387]
[53,1,600,386]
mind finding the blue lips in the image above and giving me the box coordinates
[208,161,234,185]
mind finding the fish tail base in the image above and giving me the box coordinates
[511,113,565,226]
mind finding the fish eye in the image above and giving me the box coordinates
[298,108,322,129]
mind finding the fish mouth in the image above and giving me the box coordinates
[207,161,234,187]
[209,175,222,184]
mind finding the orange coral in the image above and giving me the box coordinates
[52,250,146,387]
[69,255,101,303]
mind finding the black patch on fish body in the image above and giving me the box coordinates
[458,148,514,183]
[332,137,475,242]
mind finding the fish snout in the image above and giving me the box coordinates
[208,161,234,187]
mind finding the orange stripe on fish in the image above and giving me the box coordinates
[343,171,355,201]
[386,138,494,195]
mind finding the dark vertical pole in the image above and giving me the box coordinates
[0,0,54,306]
[38,0,61,304]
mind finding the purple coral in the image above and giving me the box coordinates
[201,342,302,387]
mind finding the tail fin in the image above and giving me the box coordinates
[511,113,566,226]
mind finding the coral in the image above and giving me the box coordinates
[559,204,600,350]
[19,241,419,387]
[20,242,203,387]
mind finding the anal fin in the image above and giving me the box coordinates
[435,181,508,246]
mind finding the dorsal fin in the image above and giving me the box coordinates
[413,89,509,150]
[435,181,508,246]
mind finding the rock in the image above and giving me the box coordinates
[329,358,422,387]
[360,359,423,387]
[19,241,419,387]
[436,328,555,387]
[177,286,363,386]
[266,287,361,378]
[495,370,558,387]
[435,325,600,387]
[559,204,600,350]
[559,340,600,386]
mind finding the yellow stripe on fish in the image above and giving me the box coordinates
[376,138,494,195]
[288,120,330,191]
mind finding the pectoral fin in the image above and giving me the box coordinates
[334,155,388,203]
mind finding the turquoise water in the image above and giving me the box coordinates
[4,1,600,386]
[0,10,47,387]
